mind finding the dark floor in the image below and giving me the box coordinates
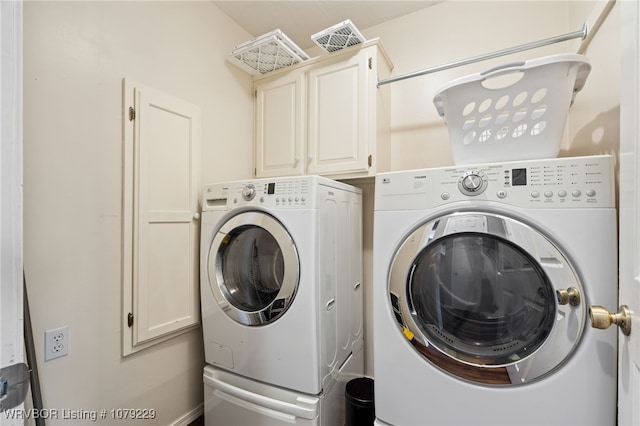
[188,414,204,426]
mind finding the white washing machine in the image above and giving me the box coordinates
[372,155,617,425]
[200,175,363,397]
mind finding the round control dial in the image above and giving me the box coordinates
[242,184,256,201]
[458,171,488,196]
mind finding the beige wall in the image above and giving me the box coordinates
[566,1,620,161]
[23,2,254,424]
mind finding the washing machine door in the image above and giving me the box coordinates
[389,211,585,385]
[208,211,299,326]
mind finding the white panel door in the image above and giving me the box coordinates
[1,1,25,421]
[122,79,201,354]
[618,0,640,423]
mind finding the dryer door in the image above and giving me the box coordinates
[389,211,585,385]
[208,211,299,326]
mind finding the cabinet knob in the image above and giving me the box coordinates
[193,213,200,220]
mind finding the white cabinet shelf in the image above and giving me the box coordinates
[254,39,392,179]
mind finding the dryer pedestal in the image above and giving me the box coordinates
[203,349,364,426]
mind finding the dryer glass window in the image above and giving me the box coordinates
[408,233,555,366]
[218,225,285,311]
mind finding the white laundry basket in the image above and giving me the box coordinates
[433,54,591,165]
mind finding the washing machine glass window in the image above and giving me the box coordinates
[208,211,300,326]
[409,233,555,365]
[390,211,586,386]
[220,226,284,309]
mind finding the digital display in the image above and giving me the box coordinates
[267,182,276,194]
[512,168,527,186]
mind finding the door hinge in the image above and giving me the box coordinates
[128,106,136,121]
[127,312,134,328]
[368,155,373,167]
[368,57,373,70]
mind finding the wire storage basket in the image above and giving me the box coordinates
[433,54,591,165]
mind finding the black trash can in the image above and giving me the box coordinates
[345,377,375,426]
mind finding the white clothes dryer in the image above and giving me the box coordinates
[200,176,363,395]
[372,155,617,425]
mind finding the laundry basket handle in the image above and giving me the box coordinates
[481,61,526,79]
[480,61,525,76]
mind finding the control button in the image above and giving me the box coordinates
[295,197,299,202]
[558,190,567,198]
[441,192,450,200]
[288,197,293,202]
[544,191,553,198]
[276,198,280,203]
[301,196,306,202]
[586,189,596,197]
[260,197,265,203]
[497,190,507,199]
[531,191,540,198]
[572,190,582,197]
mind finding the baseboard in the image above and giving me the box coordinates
[171,403,204,426]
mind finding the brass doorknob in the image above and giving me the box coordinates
[589,305,631,336]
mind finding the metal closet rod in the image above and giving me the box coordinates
[377,22,588,87]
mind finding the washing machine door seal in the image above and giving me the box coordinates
[208,211,300,326]
[389,211,585,385]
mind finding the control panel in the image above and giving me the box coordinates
[203,178,315,211]
[375,155,615,210]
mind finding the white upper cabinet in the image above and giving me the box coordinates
[255,71,306,177]
[307,51,369,175]
[254,39,392,179]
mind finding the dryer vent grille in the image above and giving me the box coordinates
[311,19,366,53]
[228,29,309,75]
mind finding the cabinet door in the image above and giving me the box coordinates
[123,79,201,355]
[306,53,369,176]
[255,72,305,177]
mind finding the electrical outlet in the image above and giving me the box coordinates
[44,326,69,361]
